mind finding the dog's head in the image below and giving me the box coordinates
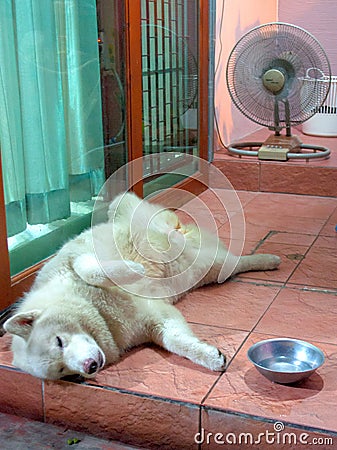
[3,310,105,380]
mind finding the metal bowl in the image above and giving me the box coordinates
[247,338,324,384]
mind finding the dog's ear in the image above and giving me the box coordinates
[3,310,42,339]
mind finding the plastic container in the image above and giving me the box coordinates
[302,69,337,137]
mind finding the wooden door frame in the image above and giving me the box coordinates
[125,0,143,197]
[0,155,11,309]
[198,0,211,162]
[0,0,212,309]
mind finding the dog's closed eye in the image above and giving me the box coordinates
[56,336,63,348]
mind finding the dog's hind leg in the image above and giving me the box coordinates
[233,253,281,275]
[150,304,226,371]
[218,253,281,283]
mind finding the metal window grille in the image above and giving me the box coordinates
[141,0,198,158]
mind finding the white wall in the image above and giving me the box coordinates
[279,0,337,74]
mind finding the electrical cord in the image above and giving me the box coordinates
[213,0,228,150]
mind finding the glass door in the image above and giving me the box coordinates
[141,0,204,197]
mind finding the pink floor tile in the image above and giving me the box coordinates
[199,189,257,213]
[312,235,337,250]
[218,215,273,244]
[244,208,327,235]
[255,287,337,344]
[265,231,317,246]
[217,235,258,256]
[0,366,44,421]
[176,281,281,331]
[215,191,336,243]
[178,201,229,229]
[243,192,337,220]
[217,223,253,255]
[288,244,337,289]
[182,189,252,230]
[320,207,337,236]
[204,332,337,432]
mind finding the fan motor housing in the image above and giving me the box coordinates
[262,69,285,94]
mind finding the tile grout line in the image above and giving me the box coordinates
[281,212,334,286]
[197,405,202,450]
[247,284,284,337]
[199,331,253,407]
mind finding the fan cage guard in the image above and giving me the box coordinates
[226,22,331,161]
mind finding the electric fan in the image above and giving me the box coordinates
[226,22,331,160]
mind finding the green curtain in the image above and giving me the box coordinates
[0,0,104,237]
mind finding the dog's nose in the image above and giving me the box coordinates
[83,358,98,374]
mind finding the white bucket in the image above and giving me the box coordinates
[302,70,337,137]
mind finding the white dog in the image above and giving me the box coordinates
[4,193,280,380]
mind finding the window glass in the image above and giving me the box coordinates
[0,0,127,275]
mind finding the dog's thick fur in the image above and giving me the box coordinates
[4,193,280,380]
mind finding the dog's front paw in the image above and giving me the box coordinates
[203,346,226,372]
[212,349,227,371]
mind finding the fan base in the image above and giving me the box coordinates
[227,134,330,161]
[258,135,302,161]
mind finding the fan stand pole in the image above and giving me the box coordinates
[284,99,291,137]
[274,100,281,136]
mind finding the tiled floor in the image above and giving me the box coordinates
[1,185,337,449]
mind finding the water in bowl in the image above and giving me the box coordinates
[260,356,313,373]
